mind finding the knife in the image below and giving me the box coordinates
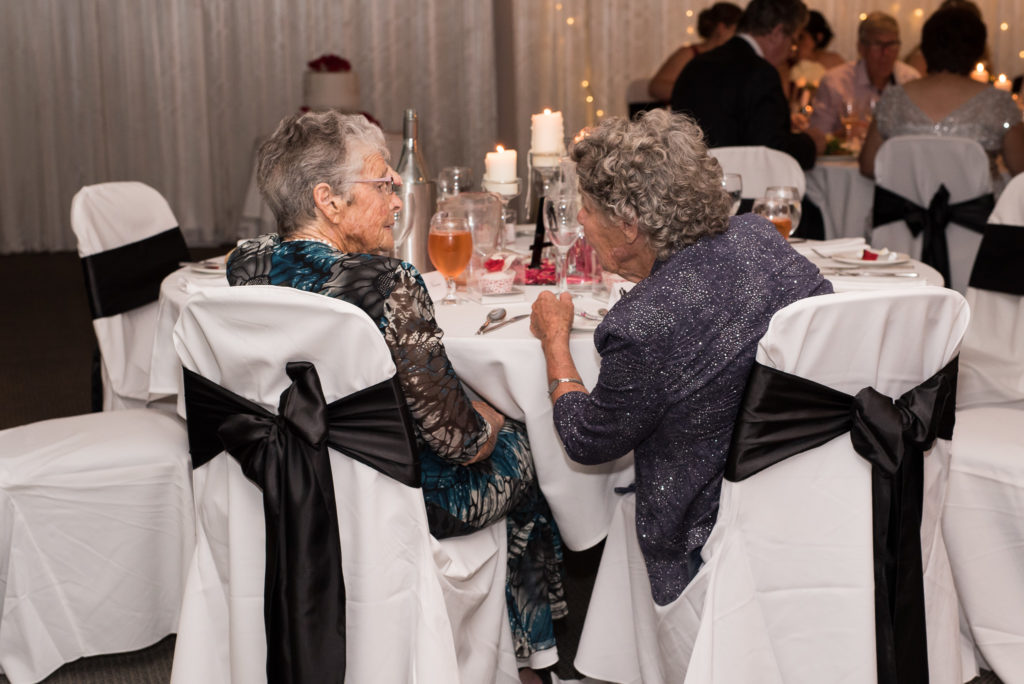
[477,313,531,334]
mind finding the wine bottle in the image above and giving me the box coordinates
[392,109,436,272]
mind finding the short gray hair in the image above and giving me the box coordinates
[858,12,899,42]
[256,110,388,236]
[570,109,731,260]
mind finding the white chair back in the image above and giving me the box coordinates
[169,285,463,684]
[872,136,991,293]
[0,410,193,683]
[70,181,185,409]
[575,289,970,684]
[709,145,806,199]
[958,172,1024,408]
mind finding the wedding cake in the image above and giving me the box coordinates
[302,54,361,112]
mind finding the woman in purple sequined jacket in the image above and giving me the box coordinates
[530,110,832,605]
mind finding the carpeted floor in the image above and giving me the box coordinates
[0,251,1004,684]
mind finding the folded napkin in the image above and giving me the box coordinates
[791,237,866,258]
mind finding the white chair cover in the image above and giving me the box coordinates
[872,136,992,294]
[70,181,182,410]
[709,146,806,199]
[575,289,970,684]
[0,410,194,684]
[945,407,1024,683]
[169,285,517,684]
[957,172,1024,408]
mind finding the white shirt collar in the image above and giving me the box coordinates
[738,33,764,59]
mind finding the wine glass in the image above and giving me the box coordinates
[751,197,793,240]
[427,213,473,305]
[722,173,742,215]
[437,166,474,203]
[764,186,801,235]
[543,192,583,294]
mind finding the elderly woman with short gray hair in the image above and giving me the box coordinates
[228,110,566,669]
[530,109,831,606]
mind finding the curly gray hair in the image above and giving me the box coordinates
[570,109,731,260]
[256,110,388,236]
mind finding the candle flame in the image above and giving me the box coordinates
[976,63,985,73]
[543,108,552,115]
[496,145,506,154]
[997,74,1008,82]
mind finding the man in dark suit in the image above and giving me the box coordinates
[671,0,815,170]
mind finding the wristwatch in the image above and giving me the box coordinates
[548,377,583,395]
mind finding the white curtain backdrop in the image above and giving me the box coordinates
[1,0,1021,252]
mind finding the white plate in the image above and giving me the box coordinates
[188,259,227,275]
[831,250,910,266]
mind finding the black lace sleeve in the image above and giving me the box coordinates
[382,265,489,463]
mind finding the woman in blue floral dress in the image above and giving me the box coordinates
[227,110,565,671]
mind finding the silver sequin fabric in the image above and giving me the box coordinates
[553,216,832,605]
[874,85,1022,192]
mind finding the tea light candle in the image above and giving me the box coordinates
[484,145,517,182]
[995,73,1012,92]
[531,109,564,154]
[970,62,989,83]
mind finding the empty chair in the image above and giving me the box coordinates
[169,285,518,684]
[871,136,993,293]
[0,410,193,684]
[575,288,970,684]
[70,182,190,410]
[709,145,806,205]
[944,172,1024,683]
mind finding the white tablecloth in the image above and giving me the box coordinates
[147,241,942,548]
[806,157,875,240]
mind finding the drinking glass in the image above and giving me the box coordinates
[427,213,473,305]
[543,192,583,294]
[751,197,793,239]
[437,166,474,202]
[722,173,742,215]
[764,186,801,234]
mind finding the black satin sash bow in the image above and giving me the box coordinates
[80,227,190,319]
[872,184,993,288]
[968,224,1024,295]
[727,357,958,684]
[182,362,419,684]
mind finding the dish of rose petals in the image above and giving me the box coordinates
[831,248,910,266]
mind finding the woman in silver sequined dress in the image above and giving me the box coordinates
[859,6,1024,188]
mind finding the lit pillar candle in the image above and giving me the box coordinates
[970,62,989,83]
[484,145,517,181]
[994,73,1012,92]
[530,109,565,154]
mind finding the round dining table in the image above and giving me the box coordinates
[148,238,943,549]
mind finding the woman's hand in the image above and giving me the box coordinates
[530,291,575,346]
[466,400,505,464]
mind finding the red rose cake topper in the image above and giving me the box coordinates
[307,54,352,72]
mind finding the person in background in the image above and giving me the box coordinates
[789,10,845,88]
[648,2,742,103]
[807,12,920,154]
[859,6,1024,191]
[670,0,816,170]
[903,0,990,75]
[530,110,831,608]
[227,110,566,682]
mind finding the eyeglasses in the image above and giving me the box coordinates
[862,39,901,52]
[352,176,395,195]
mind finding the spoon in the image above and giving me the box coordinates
[476,308,507,335]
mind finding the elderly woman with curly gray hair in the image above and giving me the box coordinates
[530,109,831,606]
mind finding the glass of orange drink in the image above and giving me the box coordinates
[752,197,793,240]
[428,213,473,305]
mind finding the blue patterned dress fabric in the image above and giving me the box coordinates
[553,216,833,605]
[227,234,566,659]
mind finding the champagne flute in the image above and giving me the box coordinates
[427,213,473,305]
[543,192,583,295]
[751,197,793,240]
[722,173,742,215]
[764,186,801,235]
